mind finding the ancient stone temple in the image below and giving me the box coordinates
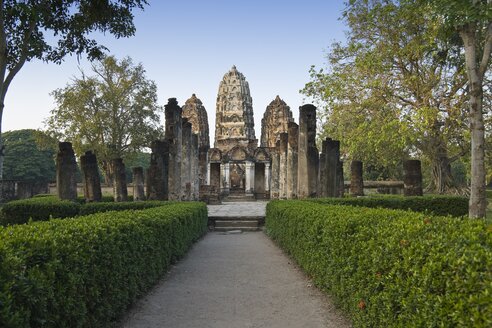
[214,65,257,152]
[260,96,294,148]
[142,66,343,202]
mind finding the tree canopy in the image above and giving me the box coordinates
[2,129,55,182]
[46,55,162,183]
[302,0,472,193]
[0,0,148,178]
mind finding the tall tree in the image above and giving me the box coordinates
[427,0,491,217]
[46,55,162,184]
[302,0,470,192]
[2,129,55,182]
[0,0,148,179]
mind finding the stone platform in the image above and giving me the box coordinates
[207,201,267,232]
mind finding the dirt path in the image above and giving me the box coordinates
[120,231,351,328]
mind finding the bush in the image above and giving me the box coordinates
[78,200,172,216]
[266,200,492,327]
[310,195,468,217]
[0,202,208,327]
[1,197,163,225]
[1,197,81,225]
[486,190,492,199]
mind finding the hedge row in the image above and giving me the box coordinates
[266,200,491,327]
[310,195,468,217]
[0,197,169,225]
[0,202,208,327]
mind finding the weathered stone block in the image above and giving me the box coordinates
[403,160,423,196]
[350,160,364,196]
[56,142,78,201]
[80,150,102,202]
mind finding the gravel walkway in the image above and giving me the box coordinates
[120,231,351,328]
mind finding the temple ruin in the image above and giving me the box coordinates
[60,65,423,202]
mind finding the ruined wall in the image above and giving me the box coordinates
[260,96,294,148]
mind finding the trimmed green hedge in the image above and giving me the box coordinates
[266,200,492,327]
[310,195,468,217]
[0,202,208,327]
[78,200,172,216]
[0,197,168,225]
[0,197,81,225]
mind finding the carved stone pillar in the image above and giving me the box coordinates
[146,140,169,201]
[278,133,288,199]
[56,142,78,201]
[271,143,280,199]
[265,162,271,193]
[207,162,211,185]
[245,161,255,194]
[80,150,102,202]
[112,158,128,202]
[181,120,192,201]
[221,162,230,194]
[297,104,318,198]
[165,98,182,200]
[287,122,298,199]
[350,160,364,196]
[132,167,145,201]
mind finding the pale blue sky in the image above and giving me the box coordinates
[4,0,347,143]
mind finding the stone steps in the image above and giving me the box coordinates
[209,215,264,232]
[222,194,256,202]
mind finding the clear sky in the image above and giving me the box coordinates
[4,0,347,144]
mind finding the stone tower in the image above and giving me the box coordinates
[260,95,294,148]
[214,65,257,152]
[182,94,210,149]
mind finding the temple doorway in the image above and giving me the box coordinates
[230,163,245,193]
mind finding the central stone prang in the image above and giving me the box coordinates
[214,65,257,153]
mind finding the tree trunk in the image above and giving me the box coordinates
[468,85,487,217]
[430,153,453,194]
[0,101,4,180]
[460,24,488,218]
[102,159,114,187]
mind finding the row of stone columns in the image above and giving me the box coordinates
[56,99,203,202]
[270,104,340,199]
[348,159,423,196]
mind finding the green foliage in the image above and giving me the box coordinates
[46,56,163,184]
[266,201,492,327]
[0,202,207,327]
[1,197,80,225]
[78,200,171,216]
[310,195,468,217]
[2,129,56,182]
[0,197,165,225]
[302,0,469,189]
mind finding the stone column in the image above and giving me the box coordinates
[350,160,364,196]
[287,122,298,199]
[132,167,145,201]
[338,160,345,197]
[245,161,255,195]
[320,138,340,198]
[207,162,211,185]
[199,146,209,187]
[191,134,200,200]
[265,162,271,194]
[181,120,192,201]
[278,133,288,199]
[271,143,280,199]
[165,98,182,200]
[403,160,423,196]
[297,104,319,198]
[220,162,230,194]
[112,158,128,202]
[56,142,78,201]
[146,140,169,200]
[80,150,102,202]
